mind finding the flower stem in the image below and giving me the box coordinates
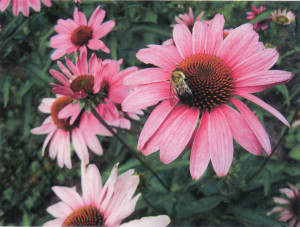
[90,108,170,192]
[246,110,298,184]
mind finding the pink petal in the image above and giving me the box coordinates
[47,201,72,218]
[82,164,103,207]
[173,24,193,59]
[138,99,177,151]
[49,69,70,87]
[66,56,80,77]
[87,39,108,52]
[76,51,88,75]
[234,70,292,92]
[119,215,171,227]
[136,45,181,72]
[192,21,208,55]
[72,128,89,164]
[190,111,211,180]
[93,20,115,39]
[209,108,233,177]
[232,48,278,79]
[81,128,103,156]
[279,188,294,199]
[42,128,57,156]
[221,105,263,155]
[142,105,199,164]
[52,186,84,209]
[57,61,74,80]
[231,97,271,155]
[235,91,290,127]
[124,68,170,86]
[88,6,105,29]
[51,48,68,61]
[44,218,64,227]
[266,206,285,216]
[122,81,171,112]
[109,66,138,87]
[205,14,224,55]
[217,23,257,65]
[288,183,299,197]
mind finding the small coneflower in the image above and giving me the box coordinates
[50,6,115,60]
[50,52,141,130]
[163,7,205,46]
[44,163,171,227]
[247,5,271,31]
[31,96,111,168]
[74,0,81,3]
[272,9,296,26]
[122,14,292,179]
[267,183,300,227]
[0,0,51,17]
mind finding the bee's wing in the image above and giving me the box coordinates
[169,83,179,106]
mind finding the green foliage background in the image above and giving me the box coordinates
[0,1,300,226]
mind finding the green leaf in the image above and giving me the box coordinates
[233,207,284,226]
[263,169,271,195]
[276,84,290,106]
[249,10,272,24]
[22,212,31,226]
[289,144,300,160]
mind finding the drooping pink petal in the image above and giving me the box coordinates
[76,51,88,75]
[205,14,224,55]
[81,128,103,156]
[231,97,271,155]
[87,6,105,29]
[209,108,233,177]
[50,69,70,87]
[72,128,89,164]
[122,81,171,112]
[234,91,290,127]
[190,111,211,180]
[173,24,193,59]
[288,183,299,197]
[42,128,56,156]
[138,99,178,151]
[142,105,199,164]
[220,105,263,155]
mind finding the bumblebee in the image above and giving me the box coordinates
[170,69,193,106]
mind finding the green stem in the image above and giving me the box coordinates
[90,108,170,192]
[246,110,298,184]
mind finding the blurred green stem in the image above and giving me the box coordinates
[246,110,298,184]
[90,108,170,192]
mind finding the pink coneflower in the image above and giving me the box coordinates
[122,14,292,179]
[247,5,271,31]
[44,163,171,227]
[267,183,300,226]
[50,6,115,60]
[31,96,111,168]
[0,0,51,17]
[272,9,296,26]
[163,8,205,46]
[51,52,140,130]
[74,0,81,3]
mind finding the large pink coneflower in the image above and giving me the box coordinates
[51,51,141,130]
[122,14,292,179]
[45,163,171,227]
[247,5,271,31]
[272,9,296,26]
[31,96,111,168]
[0,0,51,16]
[267,183,300,227]
[50,6,115,60]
